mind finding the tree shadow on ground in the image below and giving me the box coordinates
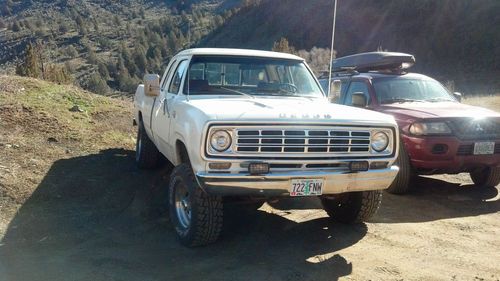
[0,149,363,281]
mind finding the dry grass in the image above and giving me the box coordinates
[0,75,134,216]
[463,95,500,112]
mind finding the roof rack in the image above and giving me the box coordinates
[332,52,415,74]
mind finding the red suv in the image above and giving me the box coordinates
[319,52,500,193]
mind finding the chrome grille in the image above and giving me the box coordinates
[235,129,371,154]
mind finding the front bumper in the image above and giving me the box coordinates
[403,135,500,173]
[196,166,399,196]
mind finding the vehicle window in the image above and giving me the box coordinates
[168,60,189,94]
[344,81,370,105]
[160,60,176,91]
[373,78,456,104]
[184,56,323,98]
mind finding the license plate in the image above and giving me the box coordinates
[473,142,495,155]
[290,179,323,196]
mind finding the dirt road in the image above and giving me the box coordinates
[0,149,499,281]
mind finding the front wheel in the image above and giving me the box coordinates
[169,164,223,247]
[386,141,413,194]
[321,190,383,223]
[470,167,500,187]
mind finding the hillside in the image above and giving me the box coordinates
[0,75,135,229]
[201,0,500,95]
[0,0,241,94]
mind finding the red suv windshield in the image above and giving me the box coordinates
[373,78,456,104]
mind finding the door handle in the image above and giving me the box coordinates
[162,97,172,117]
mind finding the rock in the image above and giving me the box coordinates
[69,105,84,112]
[12,144,19,149]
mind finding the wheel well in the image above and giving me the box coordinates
[138,111,143,124]
[176,140,190,164]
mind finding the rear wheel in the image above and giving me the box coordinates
[169,164,223,247]
[386,141,413,194]
[135,121,160,169]
[321,190,383,223]
[470,167,500,187]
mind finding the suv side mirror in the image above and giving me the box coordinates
[328,80,342,103]
[351,92,367,107]
[453,92,462,102]
[144,74,160,97]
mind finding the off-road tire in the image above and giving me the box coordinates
[386,141,413,194]
[169,164,223,247]
[321,190,383,223]
[135,121,160,169]
[470,167,500,187]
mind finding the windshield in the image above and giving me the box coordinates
[184,56,324,97]
[373,78,456,104]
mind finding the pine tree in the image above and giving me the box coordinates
[12,21,21,32]
[86,73,110,94]
[16,43,41,78]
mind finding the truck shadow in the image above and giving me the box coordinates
[269,175,499,223]
[0,149,358,281]
[375,176,500,223]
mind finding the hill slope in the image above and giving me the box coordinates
[201,0,500,94]
[0,75,135,228]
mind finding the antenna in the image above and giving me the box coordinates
[327,0,338,98]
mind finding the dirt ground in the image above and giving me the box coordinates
[0,149,498,281]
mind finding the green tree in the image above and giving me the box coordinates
[12,21,21,32]
[88,47,98,65]
[97,62,110,79]
[86,73,110,94]
[16,43,41,78]
[65,45,78,58]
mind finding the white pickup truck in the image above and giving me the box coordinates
[134,48,400,247]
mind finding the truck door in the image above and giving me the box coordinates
[152,59,189,156]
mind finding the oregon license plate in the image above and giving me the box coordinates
[473,142,494,155]
[290,179,323,196]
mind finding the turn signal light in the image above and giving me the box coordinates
[248,162,270,175]
[349,161,369,172]
[369,161,389,170]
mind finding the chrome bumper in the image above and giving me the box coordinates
[196,166,399,196]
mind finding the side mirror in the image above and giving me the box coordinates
[351,92,367,107]
[144,74,160,97]
[453,92,462,102]
[328,80,341,103]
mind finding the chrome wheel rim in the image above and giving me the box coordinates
[175,181,191,229]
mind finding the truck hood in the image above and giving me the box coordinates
[379,101,500,120]
[186,96,395,125]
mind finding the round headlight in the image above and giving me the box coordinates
[210,130,232,152]
[371,132,389,152]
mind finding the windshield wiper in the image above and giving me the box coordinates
[381,98,421,104]
[426,98,453,102]
[220,87,255,99]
